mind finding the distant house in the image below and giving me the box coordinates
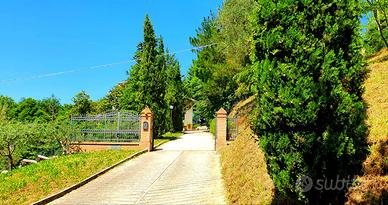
[183,98,196,131]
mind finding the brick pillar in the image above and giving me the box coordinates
[140,107,153,152]
[216,108,227,151]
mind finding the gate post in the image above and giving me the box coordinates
[140,107,153,152]
[216,108,227,151]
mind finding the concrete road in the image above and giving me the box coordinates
[50,132,226,205]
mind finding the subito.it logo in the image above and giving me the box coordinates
[296,175,313,192]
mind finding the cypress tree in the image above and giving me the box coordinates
[123,15,167,137]
[251,0,368,203]
[165,50,184,132]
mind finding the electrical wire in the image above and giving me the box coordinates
[0,43,216,84]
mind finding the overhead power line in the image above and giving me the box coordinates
[0,61,131,84]
[0,43,216,84]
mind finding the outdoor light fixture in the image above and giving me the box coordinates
[169,105,174,128]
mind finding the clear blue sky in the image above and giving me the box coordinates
[0,0,222,104]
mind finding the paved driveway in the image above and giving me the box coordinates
[50,132,226,205]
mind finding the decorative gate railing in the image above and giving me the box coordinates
[227,117,238,141]
[71,111,140,142]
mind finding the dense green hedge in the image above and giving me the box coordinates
[250,0,368,204]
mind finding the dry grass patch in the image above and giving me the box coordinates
[220,96,274,204]
[346,49,388,204]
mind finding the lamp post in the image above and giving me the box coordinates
[169,105,174,131]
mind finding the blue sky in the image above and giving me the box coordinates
[0,0,222,104]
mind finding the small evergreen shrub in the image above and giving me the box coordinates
[251,0,369,203]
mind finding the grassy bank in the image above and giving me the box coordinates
[346,49,388,204]
[219,96,275,204]
[0,150,139,205]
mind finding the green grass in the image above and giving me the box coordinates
[154,132,183,145]
[209,119,216,135]
[0,150,139,205]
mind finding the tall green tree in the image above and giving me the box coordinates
[41,95,61,121]
[102,81,126,111]
[216,0,257,67]
[185,1,258,122]
[72,91,92,115]
[185,15,230,122]
[216,0,258,99]
[165,50,184,132]
[122,15,168,137]
[251,0,368,203]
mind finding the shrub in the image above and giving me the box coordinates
[0,121,30,170]
[0,121,76,170]
[251,0,368,203]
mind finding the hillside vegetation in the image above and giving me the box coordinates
[346,49,388,204]
[220,96,275,204]
[0,150,138,205]
[221,48,388,204]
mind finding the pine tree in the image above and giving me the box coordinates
[251,0,368,203]
[185,15,234,122]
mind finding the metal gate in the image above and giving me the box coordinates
[227,117,238,141]
[71,111,140,142]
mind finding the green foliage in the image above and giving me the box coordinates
[55,104,71,122]
[251,0,368,203]
[216,0,258,100]
[209,118,216,136]
[40,95,62,121]
[0,95,69,123]
[12,98,49,122]
[185,15,234,122]
[364,18,388,55]
[0,120,75,170]
[362,0,388,55]
[72,90,92,115]
[44,121,78,155]
[121,15,185,137]
[0,121,28,170]
[216,0,256,67]
[165,51,185,132]
[121,15,167,137]
[17,123,53,161]
[0,96,16,120]
[0,150,138,205]
[101,81,126,111]
[185,1,258,122]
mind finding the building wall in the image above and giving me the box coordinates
[184,105,193,129]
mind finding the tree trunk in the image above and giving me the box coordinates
[377,0,388,27]
[7,154,13,170]
[373,9,388,48]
